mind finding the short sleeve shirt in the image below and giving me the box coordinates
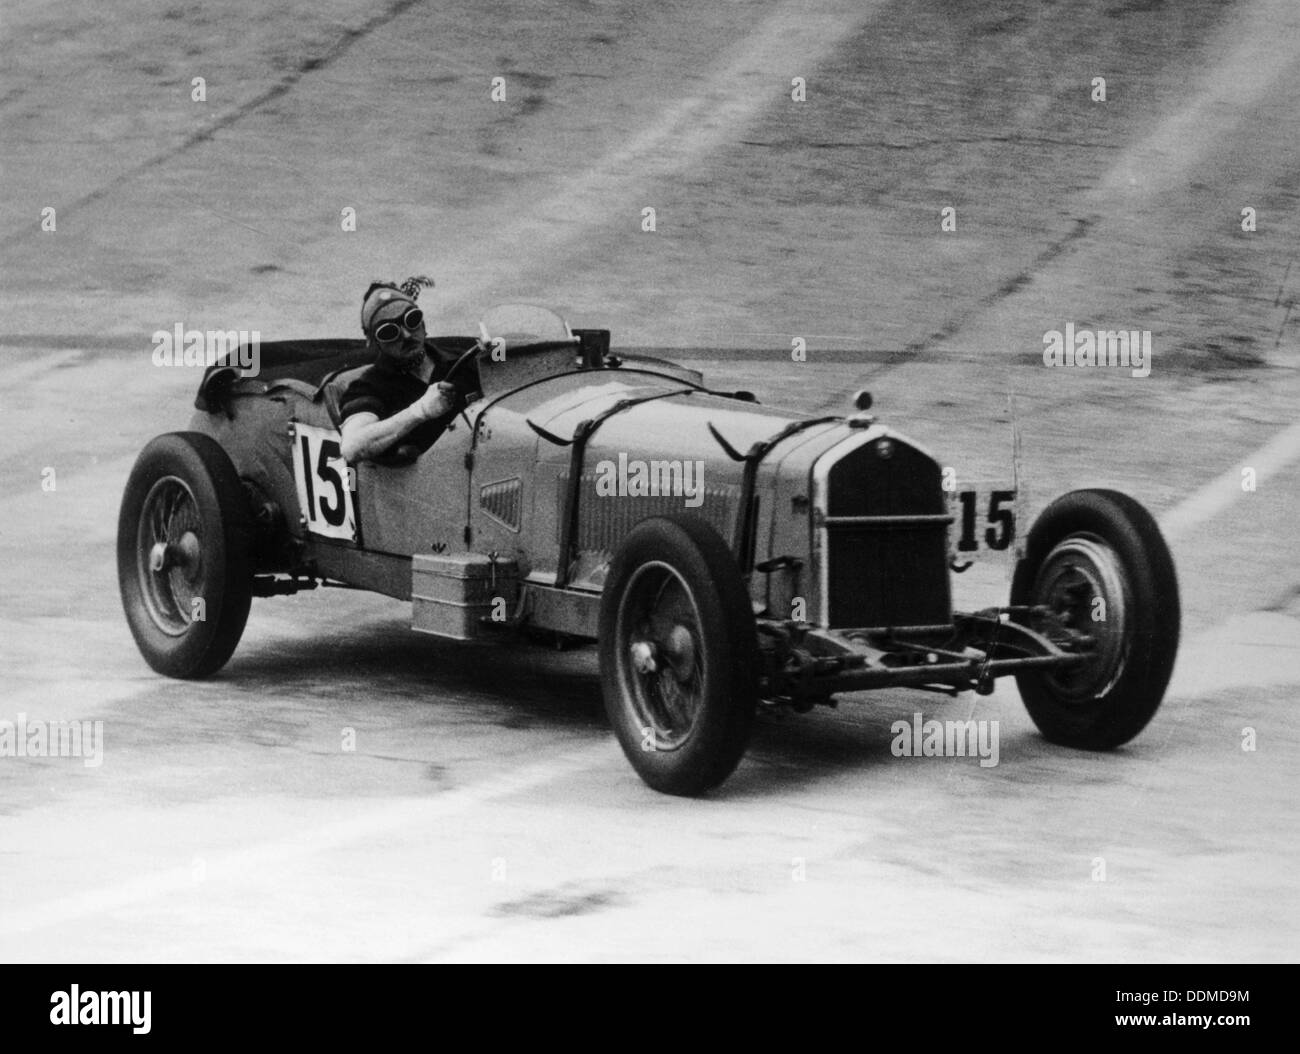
[338,341,478,452]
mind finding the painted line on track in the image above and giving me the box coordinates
[1158,416,1300,543]
[435,0,883,318]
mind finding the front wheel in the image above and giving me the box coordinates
[598,515,758,796]
[117,432,254,678]
[1010,488,1179,748]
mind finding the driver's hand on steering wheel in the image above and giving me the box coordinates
[413,381,456,422]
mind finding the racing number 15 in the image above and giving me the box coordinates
[291,423,357,542]
[956,489,1015,552]
[300,434,347,528]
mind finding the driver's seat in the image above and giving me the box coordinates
[320,365,370,429]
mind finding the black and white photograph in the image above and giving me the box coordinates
[1,0,1296,983]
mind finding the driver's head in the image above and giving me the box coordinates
[361,281,428,370]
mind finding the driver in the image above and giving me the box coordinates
[339,277,478,463]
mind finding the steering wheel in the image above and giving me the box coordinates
[443,339,489,385]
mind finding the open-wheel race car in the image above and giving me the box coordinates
[118,305,1181,795]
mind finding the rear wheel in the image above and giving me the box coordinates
[117,432,253,678]
[1010,488,1179,748]
[598,515,758,796]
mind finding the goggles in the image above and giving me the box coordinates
[372,308,424,345]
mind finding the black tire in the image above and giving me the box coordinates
[117,432,254,678]
[1010,488,1179,748]
[598,515,758,795]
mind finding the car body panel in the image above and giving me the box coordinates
[187,328,966,637]
[188,344,957,631]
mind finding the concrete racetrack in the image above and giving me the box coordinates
[1,0,1297,961]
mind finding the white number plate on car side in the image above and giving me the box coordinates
[290,423,357,542]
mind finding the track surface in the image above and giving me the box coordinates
[1,0,1298,961]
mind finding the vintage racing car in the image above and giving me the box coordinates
[118,305,1181,795]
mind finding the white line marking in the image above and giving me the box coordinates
[1094,0,1300,199]
[1159,417,1300,542]
[438,0,882,316]
[0,742,612,937]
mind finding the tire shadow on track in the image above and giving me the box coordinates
[216,619,609,728]
[227,603,1196,800]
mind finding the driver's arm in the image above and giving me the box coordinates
[340,383,455,462]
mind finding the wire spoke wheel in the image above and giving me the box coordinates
[1033,535,1129,703]
[118,433,253,678]
[137,476,206,636]
[599,515,758,796]
[1011,489,1179,749]
[617,563,706,750]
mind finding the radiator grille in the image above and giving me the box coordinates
[822,436,951,628]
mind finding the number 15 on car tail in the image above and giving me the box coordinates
[291,422,357,542]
